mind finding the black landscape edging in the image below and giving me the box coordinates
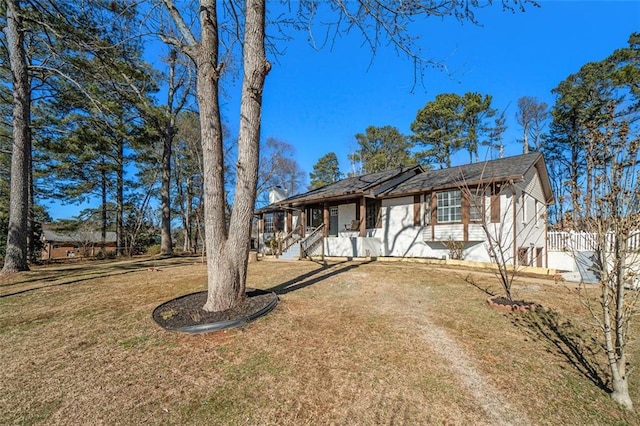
[152,289,279,334]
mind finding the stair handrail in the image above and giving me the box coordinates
[300,224,325,259]
[279,224,303,254]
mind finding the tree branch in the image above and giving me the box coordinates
[160,0,199,48]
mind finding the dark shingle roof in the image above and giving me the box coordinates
[280,165,422,205]
[258,152,552,212]
[384,152,545,196]
[42,230,117,244]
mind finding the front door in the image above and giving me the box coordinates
[329,206,339,236]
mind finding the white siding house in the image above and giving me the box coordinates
[256,153,554,267]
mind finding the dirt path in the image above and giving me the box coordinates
[411,315,530,426]
[375,294,531,426]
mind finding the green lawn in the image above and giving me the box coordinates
[1,256,638,424]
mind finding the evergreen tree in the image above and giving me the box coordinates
[352,125,415,174]
[309,152,342,189]
[36,2,158,255]
[411,93,465,169]
[411,92,496,168]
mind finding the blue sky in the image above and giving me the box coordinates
[250,0,639,177]
[46,0,639,220]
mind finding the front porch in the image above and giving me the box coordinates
[256,197,384,260]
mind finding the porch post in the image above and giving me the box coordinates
[300,209,306,238]
[286,210,292,234]
[359,196,366,237]
[258,214,264,235]
[323,203,329,237]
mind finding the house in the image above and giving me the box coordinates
[255,152,554,267]
[41,229,117,260]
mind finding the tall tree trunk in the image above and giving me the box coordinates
[2,0,31,273]
[116,136,124,256]
[201,0,269,312]
[184,176,192,252]
[608,230,633,409]
[161,50,179,256]
[160,129,173,255]
[195,0,231,310]
[100,161,107,252]
[570,144,580,223]
[28,148,35,263]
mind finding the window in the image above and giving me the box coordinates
[366,199,381,228]
[330,206,338,216]
[264,212,284,233]
[307,207,323,228]
[264,214,274,233]
[518,247,530,266]
[275,212,284,232]
[437,190,461,223]
[521,193,527,223]
[534,200,540,227]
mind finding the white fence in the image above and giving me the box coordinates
[548,231,640,252]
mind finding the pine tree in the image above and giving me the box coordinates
[352,126,415,174]
[309,152,342,189]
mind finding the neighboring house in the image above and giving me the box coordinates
[256,152,554,267]
[41,230,117,260]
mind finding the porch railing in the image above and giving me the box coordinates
[300,224,325,260]
[278,224,303,255]
[548,230,640,252]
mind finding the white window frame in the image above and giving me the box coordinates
[264,213,274,233]
[437,190,462,223]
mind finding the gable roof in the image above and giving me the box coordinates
[384,152,553,203]
[263,152,553,211]
[279,165,423,206]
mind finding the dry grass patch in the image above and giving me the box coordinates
[1,257,639,424]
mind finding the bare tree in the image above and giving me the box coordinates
[515,96,548,154]
[159,0,270,311]
[256,138,305,206]
[575,105,639,410]
[156,0,538,312]
[457,162,549,302]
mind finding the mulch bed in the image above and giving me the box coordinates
[153,288,277,331]
[487,295,538,312]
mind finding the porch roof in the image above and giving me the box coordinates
[277,165,423,206]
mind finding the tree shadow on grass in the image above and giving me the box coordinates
[512,307,610,393]
[0,256,202,298]
[267,260,372,295]
[459,272,496,297]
